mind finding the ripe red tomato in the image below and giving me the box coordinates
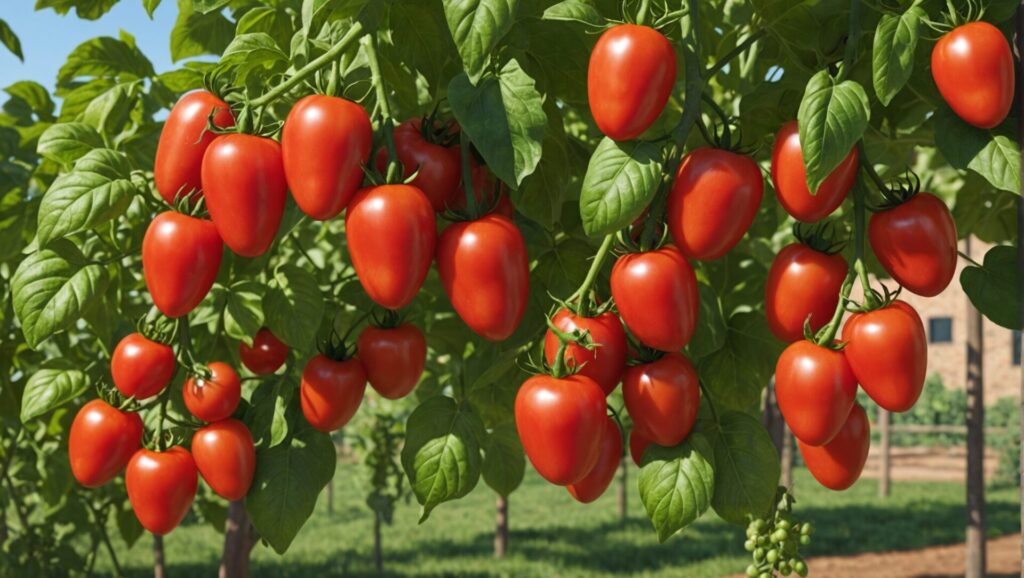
[765,243,847,342]
[610,246,698,352]
[514,374,606,485]
[69,400,143,488]
[771,121,858,222]
[567,416,623,503]
[437,214,529,341]
[300,355,366,432]
[932,21,1015,129]
[375,119,461,211]
[125,446,198,535]
[798,402,870,491]
[629,429,652,467]
[842,300,927,412]
[143,211,222,318]
[357,323,426,399]
[111,333,175,400]
[239,327,288,375]
[868,192,957,297]
[667,147,764,260]
[282,95,372,220]
[543,308,627,395]
[775,340,857,446]
[201,134,287,257]
[588,24,677,141]
[154,91,234,205]
[622,353,700,447]
[191,418,255,501]
[345,185,436,310]
[183,362,241,423]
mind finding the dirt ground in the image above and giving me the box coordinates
[859,445,1000,483]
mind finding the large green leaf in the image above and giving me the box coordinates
[871,7,922,106]
[579,138,661,237]
[82,81,139,138]
[481,421,525,497]
[171,0,234,62]
[57,36,154,87]
[36,0,120,20]
[220,33,289,83]
[513,103,570,227]
[221,281,266,346]
[542,0,603,26]
[688,281,728,360]
[638,434,715,542]
[697,312,782,415]
[0,18,23,61]
[797,71,870,195]
[20,368,89,422]
[5,81,54,120]
[934,106,1021,194]
[443,0,519,83]
[264,265,324,353]
[699,411,779,525]
[960,245,1021,330]
[37,122,104,167]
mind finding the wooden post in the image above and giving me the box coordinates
[964,237,986,578]
[219,500,252,578]
[153,534,166,578]
[494,495,508,558]
[617,456,628,523]
[878,409,891,498]
[373,510,383,574]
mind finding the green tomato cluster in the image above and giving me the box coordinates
[743,487,812,578]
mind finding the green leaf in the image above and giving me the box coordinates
[638,433,715,542]
[443,0,519,83]
[697,312,782,415]
[0,18,23,61]
[952,182,1019,244]
[82,82,138,137]
[143,0,162,18]
[192,0,231,13]
[871,7,922,106]
[171,0,234,62]
[542,0,603,25]
[37,122,104,167]
[6,81,54,119]
[579,137,661,237]
[934,106,1021,194]
[700,411,780,525]
[482,421,525,497]
[116,502,144,547]
[57,36,154,87]
[514,103,569,227]
[35,0,120,20]
[222,281,266,346]
[689,282,727,359]
[220,33,289,83]
[20,368,89,422]
[264,265,324,353]
[797,71,870,194]
[960,245,1021,330]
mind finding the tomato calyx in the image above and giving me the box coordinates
[846,282,903,315]
[862,164,922,211]
[541,315,595,379]
[698,94,756,155]
[792,221,845,256]
[627,343,667,366]
[368,308,405,330]
[418,105,460,148]
[318,324,359,362]
[97,381,141,413]
[443,132,503,222]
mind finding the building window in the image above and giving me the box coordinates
[928,317,953,343]
[1013,331,1022,366]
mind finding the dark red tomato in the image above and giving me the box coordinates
[191,419,255,501]
[450,164,515,218]
[125,446,198,535]
[143,211,222,318]
[798,402,870,491]
[610,246,698,352]
[567,416,623,503]
[842,300,927,413]
[543,309,627,396]
[765,243,848,342]
[300,355,367,432]
[622,353,700,447]
[239,327,288,375]
[69,400,143,488]
[154,91,234,206]
[282,95,372,220]
[515,374,606,485]
[588,24,677,141]
[437,214,529,341]
[201,134,287,257]
[357,323,426,399]
[771,121,858,222]
[932,21,1015,129]
[775,340,857,446]
[667,147,764,260]
[868,192,957,297]
[111,333,175,400]
[375,119,461,211]
[629,429,652,467]
[183,362,241,423]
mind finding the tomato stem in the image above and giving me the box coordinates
[697,381,721,425]
[570,234,615,317]
[362,34,402,183]
[459,131,479,217]
[852,178,879,308]
[838,0,862,82]
[704,29,766,78]
[635,0,650,26]
[814,273,854,346]
[670,0,705,144]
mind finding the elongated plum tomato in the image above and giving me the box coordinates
[775,340,857,446]
[932,21,1015,129]
[771,121,858,222]
[610,246,698,352]
[346,184,436,310]
[125,446,198,535]
[357,323,426,400]
[154,90,234,205]
[143,211,222,318]
[629,429,652,467]
[842,300,927,412]
[567,416,623,503]
[437,214,529,341]
[69,399,143,488]
[239,327,288,375]
[300,355,367,432]
[191,418,255,501]
[588,24,677,141]
[668,147,764,260]
[282,95,372,220]
[868,192,957,297]
[765,243,847,343]
[111,333,175,400]
[798,402,870,491]
[201,134,287,257]
[515,374,606,485]
[543,309,627,395]
[622,353,700,447]
[183,362,241,423]
[375,119,461,212]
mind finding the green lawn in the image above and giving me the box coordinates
[103,466,1020,577]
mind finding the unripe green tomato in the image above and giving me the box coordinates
[794,560,808,576]
[759,572,772,578]
[780,562,793,576]
[777,519,791,531]
[801,523,813,536]
[753,548,766,562]
[745,539,756,552]
[752,519,767,532]
[771,529,788,543]
[800,534,811,545]
[756,535,768,546]
[766,549,779,563]
[746,564,759,577]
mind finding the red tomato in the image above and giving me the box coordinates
[239,327,288,375]
[201,134,287,257]
[125,446,198,535]
[154,91,234,205]
[300,355,367,432]
[770,121,858,222]
[69,400,143,488]
[932,21,1015,129]
[282,95,372,220]
[375,119,461,211]
[567,416,623,503]
[183,362,241,423]
[450,164,515,218]
[775,340,857,446]
[357,323,426,399]
[588,24,677,141]
[191,419,255,501]
[842,300,927,412]
[610,246,698,352]
[765,243,848,342]
[868,192,957,297]
[543,308,627,395]
[629,429,652,467]
[667,147,764,260]
[142,211,222,318]
[622,353,700,447]
[798,402,870,491]
[514,374,606,485]
[111,333,175,400]
[437,214,529,341]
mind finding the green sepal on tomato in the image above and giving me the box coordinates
[183,362,241,423]
[154,90,234,206]
[543,308,627,396]
[142,211,223,318]
[69,399,144,488]
[770,121,858,223]
[125,446,198,535]
[610,245,698,352]
[798,402,870,491]
[931,21,1015,129]
[567,415,623,503]
[111,332,176,400]
[842,300,927,413]
[192,418,256,501]
[868,191,957,297]
[775,340,857,447]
